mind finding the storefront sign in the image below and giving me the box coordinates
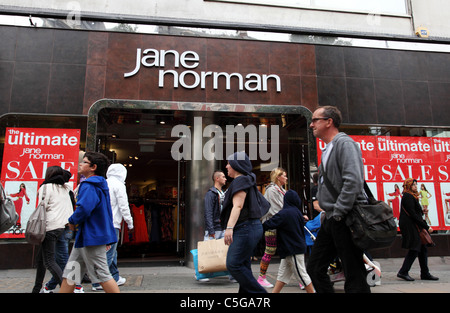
[124,48,282,92]
[317,135,450,230]
[0,128,80,238]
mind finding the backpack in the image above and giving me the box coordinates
[25,185,48,245]
[0,183,19,234]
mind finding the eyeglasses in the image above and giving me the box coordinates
[81,160,91,165]
[311,117,331,123]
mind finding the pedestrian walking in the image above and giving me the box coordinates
[263,189,314,293]
[32,166,74,293]
[258,167,287,288]
[204,170,227,241]
[40,169,84,293]
[221,151,268,293]
[59,152,119,293]
[197,170,235,283]
[92,163,133,291]
[306,105,370,293]
[397,178,438,282]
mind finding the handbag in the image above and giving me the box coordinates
[418,227,435,247]
[25,185,48,245]
[322,172,397,251]
[401,206,435,247]
[197,238,229,273]
[0,184,19,234]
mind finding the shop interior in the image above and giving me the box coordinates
[95,107,310,262]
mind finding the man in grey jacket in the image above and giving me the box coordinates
[306,106,370,293]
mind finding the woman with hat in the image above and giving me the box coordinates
[397,178,438,282]
[221,151,268,293]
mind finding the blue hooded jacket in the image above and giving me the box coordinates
[263,190,306,258]
[69,175,117,248]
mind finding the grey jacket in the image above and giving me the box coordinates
[318,132,366,220]
[261,182,285,223]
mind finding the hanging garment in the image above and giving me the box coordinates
[124,204,149,244]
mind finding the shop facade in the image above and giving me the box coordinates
[1,24,450,268]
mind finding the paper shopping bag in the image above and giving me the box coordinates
[197,238,229,273]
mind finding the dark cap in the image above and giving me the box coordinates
[227,151,252,175]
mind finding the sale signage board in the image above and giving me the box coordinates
[1,128,80,238]
[316,135,450,230]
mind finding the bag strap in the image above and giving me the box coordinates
[402,205,425,233]
[39,184,49,209]
[321,169,372,202]
[321,170,339,200]
[42,184,47,199]
[401,205,410,217]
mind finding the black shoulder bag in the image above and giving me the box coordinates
[322,171,397,251]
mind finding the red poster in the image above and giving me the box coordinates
[1,128,80,239]
[431,137,450,229]
[376,136,437,227]
[351,136,379,201]
[316,135,450,230]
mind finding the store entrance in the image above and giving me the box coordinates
[93,104,312,264]
[96,108,186,262]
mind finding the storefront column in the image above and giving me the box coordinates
[185,113,219,267]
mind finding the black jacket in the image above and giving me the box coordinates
[204,187,223,234]
[220,173,268,229]
[399,192,429,251]
[263,190,306,258]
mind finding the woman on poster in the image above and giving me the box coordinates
[444,192,450,224]
[444,192,450,214]
[386,184,401,221]
[8,183,30,228]
[397,178,438,282]
[419,184,432,225]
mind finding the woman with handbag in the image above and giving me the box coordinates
[31,166,74,293]
[257,167,287,288]
[221,151,268,293]
[397,178,438,282]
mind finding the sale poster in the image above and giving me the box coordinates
[1,127,80,238]
[317,135,450,230]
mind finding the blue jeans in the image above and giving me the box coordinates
[92,228,120,287]
[226,219,266,293]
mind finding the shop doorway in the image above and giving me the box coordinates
[96,108,187,262]
[91,101,313,264]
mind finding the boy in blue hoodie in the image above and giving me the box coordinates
[263,190,314,293]
[60,152,119,293]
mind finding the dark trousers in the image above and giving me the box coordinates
[32,228,64,293]
[399,245,429,276]
[306,217,370,293]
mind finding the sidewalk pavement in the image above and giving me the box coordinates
[1,257,450,293]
